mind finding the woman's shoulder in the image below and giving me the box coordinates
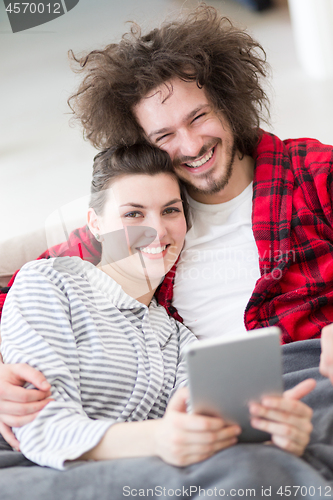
[21,256,88,272]
[17,256,92,286]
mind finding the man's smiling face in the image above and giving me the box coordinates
[134,78,237,201]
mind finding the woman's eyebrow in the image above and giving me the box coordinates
[120,198,182,209]
[163,198,182,207]
[120,203,145,208]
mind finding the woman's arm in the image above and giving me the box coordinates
[82,318,241,468]
[97,379,314,466]
[1,262,115,468]
[1,261,241,469]
[170,320,197,394]
[82,387,241,467]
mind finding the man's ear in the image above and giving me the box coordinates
[87,208,101,237]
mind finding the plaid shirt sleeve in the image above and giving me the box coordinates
[246,131,333,343]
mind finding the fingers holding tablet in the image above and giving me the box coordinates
[249,378,316,457]
[154,387,242,467]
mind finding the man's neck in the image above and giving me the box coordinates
[188,154,255,205]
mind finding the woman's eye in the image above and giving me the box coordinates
[163,207,181,215]
[124,211,142,218]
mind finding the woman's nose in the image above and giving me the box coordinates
[148,217,168,241]
[144,228,157,239]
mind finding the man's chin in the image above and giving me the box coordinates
[182,174,231,197]
[180,144,236,197]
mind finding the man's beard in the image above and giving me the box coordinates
[174,139,237,196]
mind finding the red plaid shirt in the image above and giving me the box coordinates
[2,131,333,344]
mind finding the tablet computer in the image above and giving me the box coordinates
[185,326,283,442]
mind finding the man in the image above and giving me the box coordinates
[59,6,333,343]
[1,3,333,482]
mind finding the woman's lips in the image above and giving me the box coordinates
[136,244,170,259]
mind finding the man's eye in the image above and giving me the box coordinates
[124,211,142,218]
[193,113,206,122]
[156,133,171,143]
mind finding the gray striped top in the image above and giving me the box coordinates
[1,257,196,470]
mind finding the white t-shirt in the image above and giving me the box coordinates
[173,183,260,340]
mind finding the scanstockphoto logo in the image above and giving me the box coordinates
[3,0,79,33]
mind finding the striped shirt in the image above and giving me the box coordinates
[0,257,195,470]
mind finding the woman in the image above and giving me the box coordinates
[1,144,314,470]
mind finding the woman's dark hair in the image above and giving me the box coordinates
[69,4,270,156]
[89,142,190,227]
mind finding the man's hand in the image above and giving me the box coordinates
[153,387,241,467]
[249,378,316,457]
[0,363,52,450]
[320,324,333,384]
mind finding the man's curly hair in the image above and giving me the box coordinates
[68,4,270,156]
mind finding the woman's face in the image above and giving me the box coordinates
[88,173,187,283]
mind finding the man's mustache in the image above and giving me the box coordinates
[173,139,220,167]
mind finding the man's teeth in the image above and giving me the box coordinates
[186,148,214,168]
[139,245,167,255]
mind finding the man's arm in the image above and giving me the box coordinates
[319,324,333,383]
[0,361,51,450]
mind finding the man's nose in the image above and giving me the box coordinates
[177,128,204,159]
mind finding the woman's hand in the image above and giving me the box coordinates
[249,378,316,457]
[0,363,52,450]
[153,387,241,467]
